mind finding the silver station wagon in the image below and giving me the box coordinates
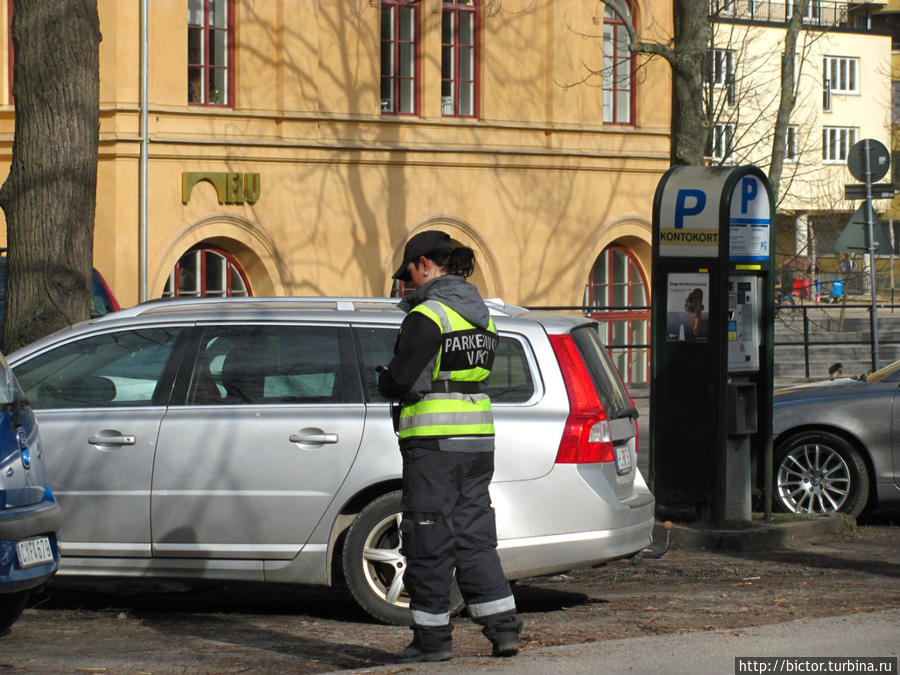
[7,297,654,624]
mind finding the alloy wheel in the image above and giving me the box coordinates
[776,442,851,514]
[359,512,409,608]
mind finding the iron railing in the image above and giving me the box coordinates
[528,303,900,385]
[710,0,851,28]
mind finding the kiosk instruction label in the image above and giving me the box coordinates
[729,175,770,262]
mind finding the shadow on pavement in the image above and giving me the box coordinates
[138,612,394,671]
[33,578,371,622]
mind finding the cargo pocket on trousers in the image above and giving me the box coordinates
[400,512,443,560]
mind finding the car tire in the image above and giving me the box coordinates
[0,590,30,633]
[342,490,463,626]
[774,431,870,518]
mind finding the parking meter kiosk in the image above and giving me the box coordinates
[650,166,775,523]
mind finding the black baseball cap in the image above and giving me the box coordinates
[392,230,453,281]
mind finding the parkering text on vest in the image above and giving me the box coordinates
[398,300,498,440]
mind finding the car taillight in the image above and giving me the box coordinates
[549,334,615,464]
[629,394,639,453]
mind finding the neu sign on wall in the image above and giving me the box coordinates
[182,172,261,205]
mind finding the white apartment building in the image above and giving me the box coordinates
[708,0,892,289]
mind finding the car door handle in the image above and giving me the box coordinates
[88,433,136,447]
[290,432,339,445]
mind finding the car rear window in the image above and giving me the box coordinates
[486,336,535,403]
[569,324,631,416]
[185,324,360,405]
[356,327,535,404]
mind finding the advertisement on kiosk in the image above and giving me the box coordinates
[650,166,775,523]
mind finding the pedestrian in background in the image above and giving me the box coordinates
[378,230,522,663]
[829,362,843,380]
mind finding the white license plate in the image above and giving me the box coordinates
[16,536,54,568]
[614,446,632,475]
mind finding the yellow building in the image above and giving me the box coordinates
[0,0,672,381]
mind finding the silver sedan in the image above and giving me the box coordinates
[772,360,900,518]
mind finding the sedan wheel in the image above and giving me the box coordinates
[775,431,870,518]
[342,490,463,626]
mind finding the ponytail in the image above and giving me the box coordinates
[448,247,475,278]
[429,246,475,278]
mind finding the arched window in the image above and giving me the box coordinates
[602,3,634,125]
[584,246,649,383]
[162,246,250,298]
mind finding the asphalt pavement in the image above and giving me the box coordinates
[329,609,899,674]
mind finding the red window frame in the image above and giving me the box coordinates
[602,4,635,125]
[163,246,251,298]
[441,1,478,118]
[188,0,235,107]
[381,0,420,116]
[585,246,649,383]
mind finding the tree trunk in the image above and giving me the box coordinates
[604,0,710,166]
[768,1,808,202]
[670,0,711,166]
[0,0,100,353]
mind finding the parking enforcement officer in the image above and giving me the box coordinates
[378,230,522,663]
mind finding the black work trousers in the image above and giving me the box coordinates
[399,446,521,652]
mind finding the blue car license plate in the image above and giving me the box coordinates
[16,536,54,568]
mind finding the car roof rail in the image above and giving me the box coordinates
[99,296,528,320]
[103,296,407,320]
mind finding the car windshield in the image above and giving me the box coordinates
[863,359,900,383]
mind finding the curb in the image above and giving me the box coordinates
[652,513,855,552]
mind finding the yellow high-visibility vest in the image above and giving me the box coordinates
[398,300,496,440]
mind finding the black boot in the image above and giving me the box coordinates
[490,632,519,657]
[395,640,453,663]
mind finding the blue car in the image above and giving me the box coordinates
[0,351,61,632]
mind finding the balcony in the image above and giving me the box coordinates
[710,0,860,29]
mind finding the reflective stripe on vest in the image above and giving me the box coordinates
[398,300,496,440]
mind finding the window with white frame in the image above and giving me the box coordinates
[602,3,633,124]
[710,122,735,162]
[162,247,250,298]
[822,126,857,163]
[785,125,798,162]
[712,0,735,16]
[786,0,817,21]
[707,48,735,89]
[381,0,420,115]
[823,56,858,95]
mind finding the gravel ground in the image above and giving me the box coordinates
[0,510,897,673]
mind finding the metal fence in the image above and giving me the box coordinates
[711,0,850,28]
[527,303,900,386]
[772,302,900,379]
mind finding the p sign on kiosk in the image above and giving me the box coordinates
[650,166,775,524]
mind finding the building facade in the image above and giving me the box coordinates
[0,0,672,381]
[709,0,892,297]
[873,0,900,222]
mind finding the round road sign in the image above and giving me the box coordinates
[847,139,890,183]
